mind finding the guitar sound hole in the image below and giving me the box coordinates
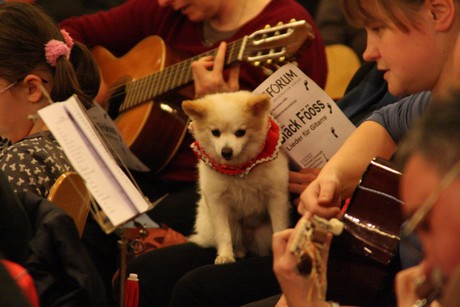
[107,85,127,119]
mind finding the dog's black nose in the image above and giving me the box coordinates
[221,147,233,160]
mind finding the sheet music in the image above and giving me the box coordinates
[253,63,356,169]
[38,96,150,226]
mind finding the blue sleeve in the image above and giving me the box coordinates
[338,63,399,126]
[366,91,432,143]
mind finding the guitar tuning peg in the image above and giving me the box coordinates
[277,21,283,26]
[264,24,271,29]
[253,61,261,67]
[260,66,274,76]
[289,18,297,23]
[279,56,286,62]
[266,63,280,70]
[266,59,273,65]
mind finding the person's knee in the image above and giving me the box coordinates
[171,267,219,307]
[170,271,202,306]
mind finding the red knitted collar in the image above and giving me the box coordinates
[190,117,282,177]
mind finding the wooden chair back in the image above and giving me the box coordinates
[324,44,361,101]
[48,172,90,237]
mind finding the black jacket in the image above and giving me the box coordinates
[19,191,108,307]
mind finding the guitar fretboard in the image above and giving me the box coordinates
[120,38,246,112]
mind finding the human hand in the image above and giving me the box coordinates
[275,294,289,307]
[191,41,240,98]
[273,213,333,307]
[395,262,441,307]
[396,264,426,307]
[275,294,331,307]
[297,176,342,219]
[289,168,321,206]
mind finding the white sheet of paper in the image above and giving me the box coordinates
[253,63,356,169]
[38,96,150,226]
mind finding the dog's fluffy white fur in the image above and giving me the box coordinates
[182,91,291,264]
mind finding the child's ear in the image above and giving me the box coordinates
[430,0,455,31]
[22,74,46,103]
[182,99,207,120]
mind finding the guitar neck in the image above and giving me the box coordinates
[120,38,245,112]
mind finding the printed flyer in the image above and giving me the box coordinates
[253,63,356,169]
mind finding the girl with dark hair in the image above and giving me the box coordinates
[0,1,100,196]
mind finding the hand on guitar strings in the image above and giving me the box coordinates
[273,213,342,306]
[191,41,240,98]
[298,175,343,219]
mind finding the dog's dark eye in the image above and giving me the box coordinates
[235,129,246,137]
[211,129,221,137]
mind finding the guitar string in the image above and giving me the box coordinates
[107,38,245,112]
[121,38,244,109]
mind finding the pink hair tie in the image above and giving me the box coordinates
[45,40,71,67]
[60,29,74,48]
[44,30,74,67]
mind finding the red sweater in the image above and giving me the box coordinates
[60,0,327,181]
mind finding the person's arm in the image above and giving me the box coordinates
[298,92,432,218]
[298,120,397,218]
[59,0,165,54]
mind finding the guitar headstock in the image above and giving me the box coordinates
[241,19,314,66]
[289,215,343,275]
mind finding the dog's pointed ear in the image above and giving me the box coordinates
[182,99,207,120]
[248,93,271,117]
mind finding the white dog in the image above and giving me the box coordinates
[182,91,291,264]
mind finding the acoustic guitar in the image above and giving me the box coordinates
[290,157,405,306]
[91,19,313,174]
[339,156,404,266]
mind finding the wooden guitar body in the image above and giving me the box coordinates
[91,36,189,174]
[327,157,404,306]
[341,157,404,265]
[287,158,404,305]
